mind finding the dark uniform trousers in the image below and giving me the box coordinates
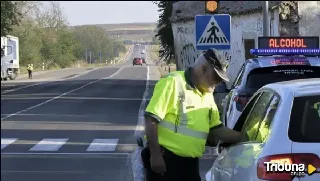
[28,70,32,79]
[142,146,201,181]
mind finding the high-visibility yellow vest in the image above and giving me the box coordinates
[246,121,271,143]
[27,65,33,71]
[145,71,221,158]
[313,102,319,110]
[314,102,320,117]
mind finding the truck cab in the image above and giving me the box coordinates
[1,35,19,81]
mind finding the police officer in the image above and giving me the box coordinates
[27,64,33,79]
[143,49,241,181]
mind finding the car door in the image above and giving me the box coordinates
[212,90,275,181]
[289,96,320,181]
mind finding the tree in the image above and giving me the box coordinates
[1,1,21,37]
[153,1,175,61]
[152,35,160,45]
[6,1,127,70]
[71,26,125,63]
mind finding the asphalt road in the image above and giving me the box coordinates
[1,45,215,181]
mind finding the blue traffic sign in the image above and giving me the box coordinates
[195,14,231,50]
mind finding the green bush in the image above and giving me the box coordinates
[4,1,127,70]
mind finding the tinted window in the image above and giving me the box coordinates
[1,47,4,57]
[240,91,274,142]
[246,66,320,89]
[289,96,320,142]
[244,39,256,60]
[233,92,262,132]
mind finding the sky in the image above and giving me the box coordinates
[58,1,160,26]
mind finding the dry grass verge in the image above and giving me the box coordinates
[19,45,132,76]
[146,45,177,78]
[158,65,177,78]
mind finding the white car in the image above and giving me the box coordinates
[220,56,320,130]
[206,78,320,181]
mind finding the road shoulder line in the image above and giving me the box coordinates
[0,67,126,121]
[1,68,99,95]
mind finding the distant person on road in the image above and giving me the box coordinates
[142,49,241,181]
[27,64,33,79]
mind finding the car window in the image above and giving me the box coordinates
[232,92,262,132]
[289,95,320,142]
[232,64,245,88]
[255,95,280,142]
[236,67,245,86]
[246,66,320,89]
[239,91,275,142]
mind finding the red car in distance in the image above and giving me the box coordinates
[133,58,143,66]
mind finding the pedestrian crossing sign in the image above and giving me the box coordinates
[195,14,231,50]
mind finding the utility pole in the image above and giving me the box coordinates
[263,1,270,36]
[89,50,92,64]
[85,50,87,63]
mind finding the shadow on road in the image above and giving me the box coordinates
[1,77,216,181]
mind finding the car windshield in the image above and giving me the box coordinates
[289,95,320,142]
[246,66,320,89]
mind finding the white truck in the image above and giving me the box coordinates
[1,35,20,81]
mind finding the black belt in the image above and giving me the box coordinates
[141,144,198,168]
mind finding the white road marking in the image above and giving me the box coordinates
[1,82,47,95]
[60,68,98,80]
[1,138,18,150]
[1,96,150,101]
[1,68,99,95]
[0,113,89,117]
[134,65,150,139]
[1,45,134,95]
[29,138,69,151]
[86,139,119,152]
[0,67,125,121]
[1,152,130,155]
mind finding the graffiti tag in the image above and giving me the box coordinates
[177,26,194,35]
[180,43,197,69]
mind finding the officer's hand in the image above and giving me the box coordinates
[150,153,166,175]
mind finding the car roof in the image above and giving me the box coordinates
[245,56,320,71]
[263,78,320,97]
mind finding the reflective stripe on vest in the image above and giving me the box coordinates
[158,73,208,140]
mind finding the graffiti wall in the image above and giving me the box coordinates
[298,1,320,39]
[171,10,279,85]
[172,22,198,70]
[172,22,232,72]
